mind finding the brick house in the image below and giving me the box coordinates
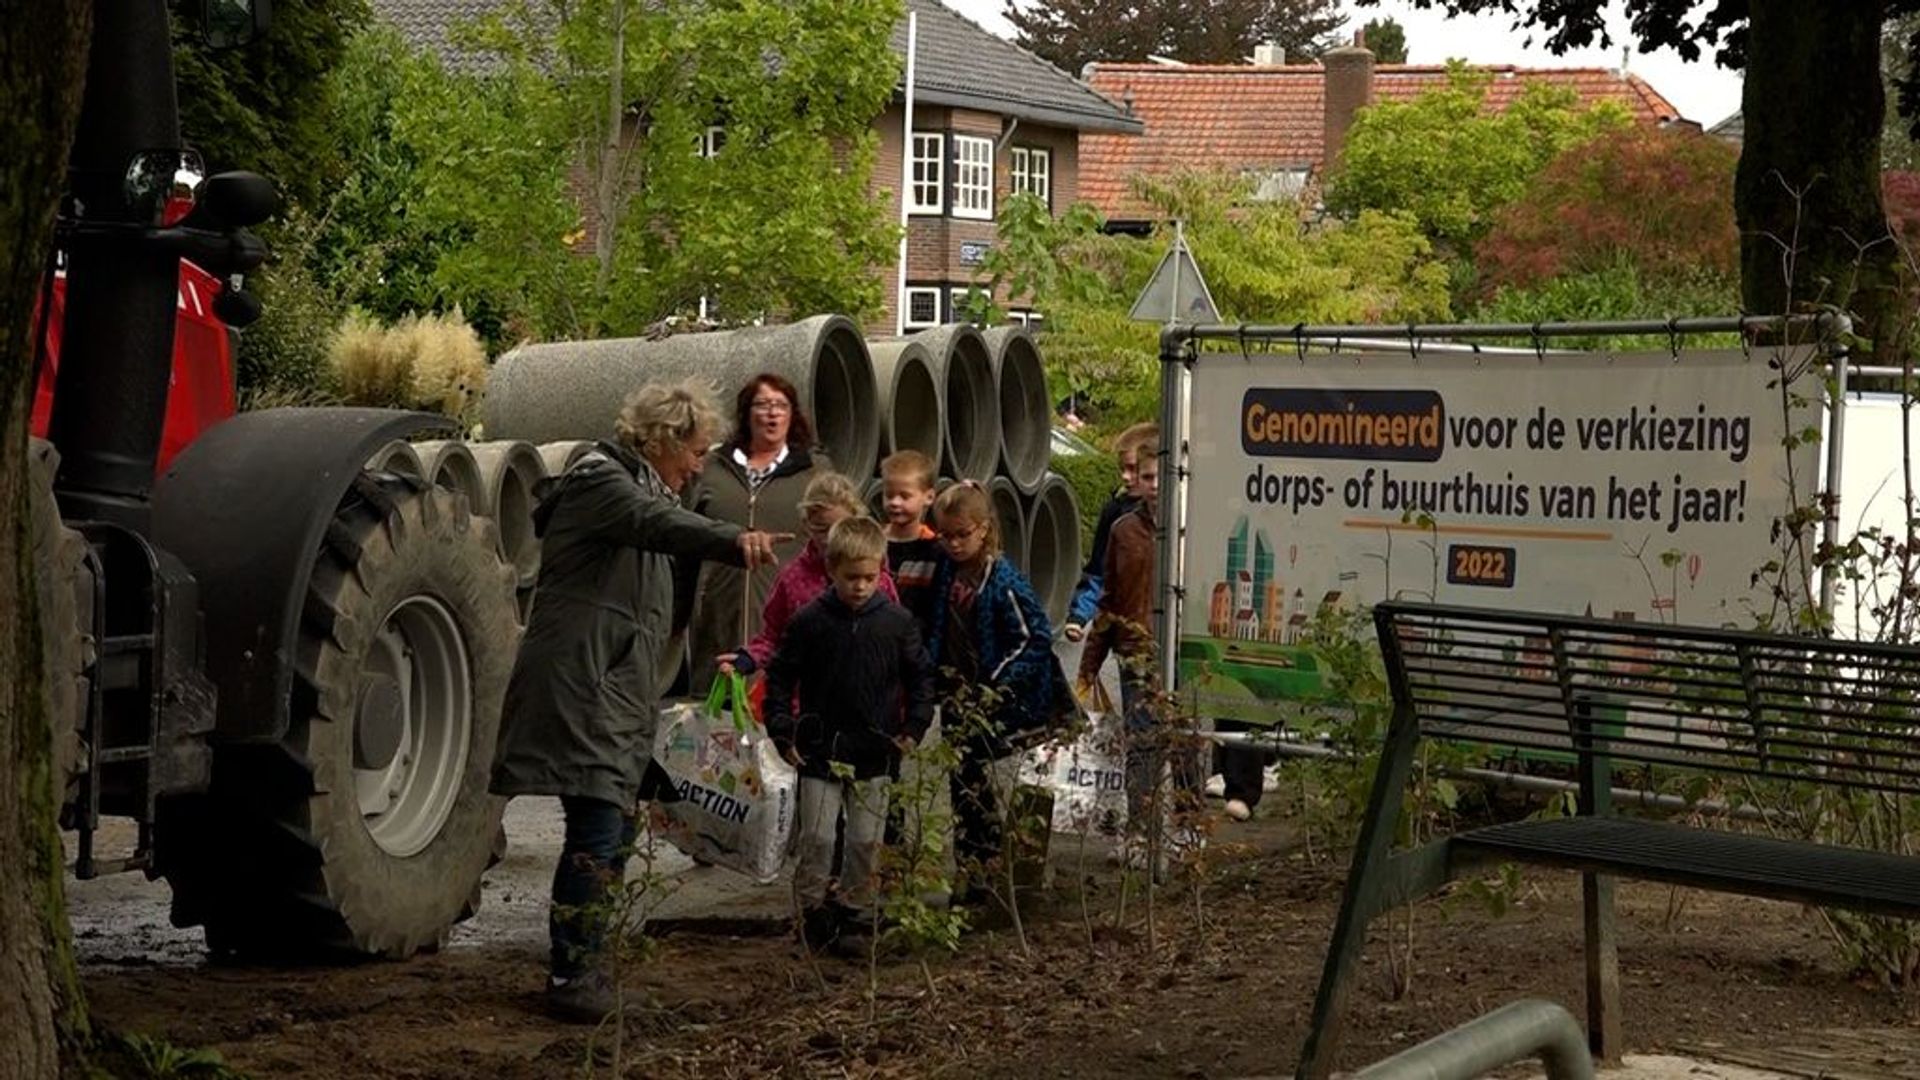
[371,0,1141,337]
[1079,44,1682,230]
[877,0,1141,336]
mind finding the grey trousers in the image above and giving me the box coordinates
[795,774,890,914]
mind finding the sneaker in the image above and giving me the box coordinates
[1224,798,1252,822]
[545,970,618,1025]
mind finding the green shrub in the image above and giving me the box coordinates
[235,212,345,403]
[1471,262,1742,349]
[1050,443,1120,562]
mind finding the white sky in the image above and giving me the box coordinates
[951,1,1744,125]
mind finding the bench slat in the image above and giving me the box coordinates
[1454,817,1920,920]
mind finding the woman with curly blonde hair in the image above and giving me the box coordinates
[492,380,789,1024]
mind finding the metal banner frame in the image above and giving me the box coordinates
[1151,314,1850,700]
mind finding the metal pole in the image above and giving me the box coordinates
[1174,315,1803,344]
[1820,315,1853,624]
[1352,999,1595,1080]
[1155,327,1188,694]
[893,11,917,337]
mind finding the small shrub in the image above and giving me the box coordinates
[1477,126,1740,294]
[328,309,407,407]
[236,249,341,401]
[328,309,489,422]
[1050,444,1120,561]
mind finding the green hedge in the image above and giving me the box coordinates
[1050,447,1120,563]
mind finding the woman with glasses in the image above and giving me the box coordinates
[680,372,830,693]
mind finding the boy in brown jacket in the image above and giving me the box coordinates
[1076,441,1203,842]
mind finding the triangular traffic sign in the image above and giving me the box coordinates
[1129,238,1220,324]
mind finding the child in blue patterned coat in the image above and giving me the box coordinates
[925,481,1074,884]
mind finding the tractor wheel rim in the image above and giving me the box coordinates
[355,595,472,857]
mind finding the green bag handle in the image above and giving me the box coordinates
[701,671,755,734]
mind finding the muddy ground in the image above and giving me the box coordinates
[73,796,1920,1079]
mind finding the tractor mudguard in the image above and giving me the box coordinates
[151,407,454,744]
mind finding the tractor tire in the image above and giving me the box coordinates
[28,438,91,807]
[164,472,519,959]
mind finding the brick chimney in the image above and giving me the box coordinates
[1322,33,1375,172]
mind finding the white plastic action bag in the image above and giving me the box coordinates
[650,675,797,883]
[1019,707,1128,835]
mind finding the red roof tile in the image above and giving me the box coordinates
[1080,63,1682,220]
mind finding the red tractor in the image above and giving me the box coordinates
[30,0,520,958]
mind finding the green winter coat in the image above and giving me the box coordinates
[680,445,828,691]
[491,441,744,808]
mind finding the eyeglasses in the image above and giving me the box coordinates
[750,399,791,415]
[937,523,983,543]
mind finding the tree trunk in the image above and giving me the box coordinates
[1738,0,1900,348]
[0,3,92,1078]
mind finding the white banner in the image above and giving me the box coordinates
[1180,349,1821,653]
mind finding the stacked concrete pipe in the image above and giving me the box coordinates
[983,326,1050,494]
[484,314,881,476]
[366,440,424,480]
[1022,473,1082,625]
[912,324,999,482]
[988,475,1028,571]
[536,440,594,477]
[465,440,547,586]
[414,440,486,511]
[866,338,944,475]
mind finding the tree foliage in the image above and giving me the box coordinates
[1004,0,1343,73]
[1361,16,1407,64]
[305,1,901,346]
[1359,0,1920,350]
[173,0,370,210]
[1477,126,1739,293]
[1325,66,1630,251]
[971,177,1451,425]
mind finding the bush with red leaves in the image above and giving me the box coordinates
[1476,127,1739,296]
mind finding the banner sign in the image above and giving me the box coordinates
[1178,349,1820,704]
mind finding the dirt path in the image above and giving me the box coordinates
[75,800,1920,1079]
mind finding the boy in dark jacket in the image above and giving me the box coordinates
[1065,422,1157,672]
[763,517,935,949]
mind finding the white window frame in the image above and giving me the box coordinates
[909,133,945,214]
[1009,309,1046,330]
[902,286,942,330]
[952,134,994,220]
[1010,146,1051,207]
[949,286,985,325]
[694,125,726,159]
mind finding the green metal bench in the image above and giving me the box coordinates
[1296,600,1920,1079]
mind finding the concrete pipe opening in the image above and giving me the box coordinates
[367,440,424,481]
[988,476,1028,572]
[867,338,944,474]
[863,476,887,520]
[537,440,594,477]
[467,440,546,584]
[415,441,486,512]
[984,327,1050,494]
[917,325,999,482]
[1023,473,1083,626]
[483,314,880,478]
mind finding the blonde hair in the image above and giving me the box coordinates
[1114,422,1159,459]
[615,381,723,459]
[798,472,867,520]
[825,516,887,569]
[879,449,937,491]
[932,480,1000,556]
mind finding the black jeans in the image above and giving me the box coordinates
[1213,718,1276,808]
[549,795,638,980]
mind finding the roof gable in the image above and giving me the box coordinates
[893,0,1140,133]
[1080,62,1682,220]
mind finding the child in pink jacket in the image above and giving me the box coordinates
[724,472,898,676]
